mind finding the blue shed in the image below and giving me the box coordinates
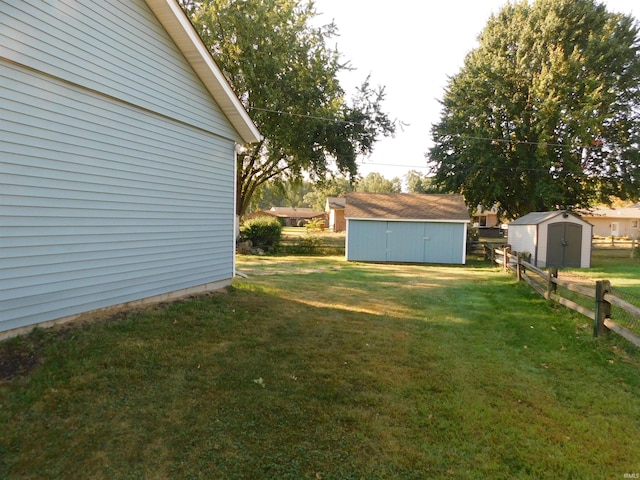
[345,193,470,264]
[0,0,260,337]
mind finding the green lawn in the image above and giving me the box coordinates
[580,246,640,295]
[1,256,639,479]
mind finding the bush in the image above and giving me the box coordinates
[241,216,282,251]
[305,218,326,233]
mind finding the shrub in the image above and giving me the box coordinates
[241,216,282,251]
[305,218,326,233]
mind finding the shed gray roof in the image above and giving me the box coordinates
[345,193,469,221]
[509,210,586,225]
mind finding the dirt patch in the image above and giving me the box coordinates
[0,340,41,381]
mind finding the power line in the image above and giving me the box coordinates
[250,106,361,125]
[359,162,430,169]
[250,107,606,149]
[455,135,599,149]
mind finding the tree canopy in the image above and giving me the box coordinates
[404,170,436,194]
[354,172,401,193]
[429,0,640,219]
[180,0,396,216]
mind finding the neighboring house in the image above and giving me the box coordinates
[249,207,326,227]
[508,211,592,268]
[344,193,470,265]
[1,0,261,336]
[579,206,640,238]
[325,197,346,232]
[471,205,505,237]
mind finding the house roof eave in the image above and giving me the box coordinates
[145,0,261,144]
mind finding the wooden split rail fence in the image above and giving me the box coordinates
[487,245,640,348]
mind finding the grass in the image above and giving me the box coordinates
[1,255,639,478]
[579,247,640,296]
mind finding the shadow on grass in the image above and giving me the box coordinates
[1,259,639,479]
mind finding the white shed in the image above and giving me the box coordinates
[345,193,470,265]
[508,211,592,268]
[1,0,261,336]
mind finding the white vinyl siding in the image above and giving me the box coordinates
[0,0,239,142]
[507,225,538,260]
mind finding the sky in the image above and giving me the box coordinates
[311,0,639,183]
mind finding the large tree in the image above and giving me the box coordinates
[429,0,640,219]
[180,0,396,216]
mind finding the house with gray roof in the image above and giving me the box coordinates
[579,205,640,238]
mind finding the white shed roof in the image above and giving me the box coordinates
[145,0,261,144]
[509,211,589,226]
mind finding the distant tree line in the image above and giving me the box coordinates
[247,170,437,213]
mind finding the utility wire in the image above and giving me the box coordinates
[249,107,624,178]
[250,106,361,125]
[250,107,606,149]
[456,135,590,149]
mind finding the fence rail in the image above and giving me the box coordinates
[490,245,640,348]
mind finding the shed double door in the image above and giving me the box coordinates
[547,222,582,268]
[387,222,462,263]
[348,220,463,264]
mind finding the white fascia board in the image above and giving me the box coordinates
[146,0,261,144]
[461,221,468,265]
[345,217,470,223]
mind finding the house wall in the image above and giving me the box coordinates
[1,0,240,333]
[346,219,466,264]
[472,212,499,228]
[0,0,239,142]
[330,209,346,232]
[585,217,640,238]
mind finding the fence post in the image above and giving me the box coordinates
[516,253,522,281]
[546,267,558,299]
[503,246,510,272]
[594,280,611,337]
